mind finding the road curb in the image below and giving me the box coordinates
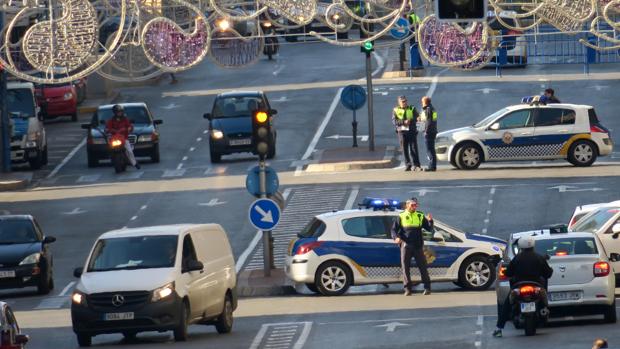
[304,146,399,172]
[237,268,298,298]
[0,173,32,192]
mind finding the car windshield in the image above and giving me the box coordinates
[7,89,35,118]
[473,108,508,128]
[0,220,38,244]
[97,106,151,125]
[571,207,620,233]
[87,235,178,272]
[513,237,598,256]
[213,96,264,118]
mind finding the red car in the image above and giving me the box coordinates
[34,77,78,122]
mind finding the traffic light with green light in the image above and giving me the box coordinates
[361,41,374,54]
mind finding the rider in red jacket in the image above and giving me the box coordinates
[105,104,140,169]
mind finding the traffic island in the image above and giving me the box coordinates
[0,172,32,191]
[304,146,398,172]
[237,268,297,297]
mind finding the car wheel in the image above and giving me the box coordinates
[151,144,160,163]
[42,146,48,165]
[305,283,319,293]
[210,150,221,163]
[71,113,78,122]
[29,151,43,170]
[315,261,352,296]
[604,299,617,323]
[215,294,234,334]
[455,143,482,170]
[76,333,92,347]
[173,301,189,341]
[87,151,98,168]
[458,255,495,290]
[37,269,52,295]
[568,140,597,167]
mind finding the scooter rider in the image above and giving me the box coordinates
[493,236,553,338]
[105,104,140,170]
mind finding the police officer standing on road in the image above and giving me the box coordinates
[420,96,438,171]
[392,96,421,171]
[391,198,433,296]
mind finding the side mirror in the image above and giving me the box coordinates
[183,260,204,273]
[43,236,56,244]
[431,232,445,243]
[15,334,29,345]
[81,123,91,130]
[613,223,620,234]
[609,253,620,262]
[489,123,500,131]
[154,119,163,125]
[203,113,212,120]
[73,267,83,278]
[270,109,278,115]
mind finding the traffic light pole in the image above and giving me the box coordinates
[258,157,273,277]
[0,10,9,173]
[365,52,375,151]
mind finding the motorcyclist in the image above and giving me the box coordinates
[105,104,140,170]
[492,236,553,338]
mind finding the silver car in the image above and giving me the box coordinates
[495,229,617,323]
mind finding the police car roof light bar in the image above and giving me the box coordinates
[359,197,403,211]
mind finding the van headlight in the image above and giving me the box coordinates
[19,253,40,265]
[211,130,224,140]
[72,291,87,305]
[151,282,175,302]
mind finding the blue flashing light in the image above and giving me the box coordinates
[360,197,403,211]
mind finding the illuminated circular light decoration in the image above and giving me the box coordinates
[258,0,316,25]
[209,28,263,68]
[141,0,211,72]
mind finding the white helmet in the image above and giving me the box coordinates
[518,236,535,249]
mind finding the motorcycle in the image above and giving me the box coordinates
[511,281,549,336]
[261,21,279,60]
[97,127,128,174]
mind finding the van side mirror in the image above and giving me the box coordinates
[15,334,29,345]
[610,253,620,262]
[270,109,278,115]
[73,267,83,278]
[489,123,500,131]
[183,260,203,273]
[43,236,56,244]
[203,113,212,120]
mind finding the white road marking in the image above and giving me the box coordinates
[59,281,76,297]
[62,208,86,215]
[190,147,195,152]
[163,169,186,177]
[130,216,138,221]
[182,156,188,161]
[295,88,343,176]
[197,137,202,142]
[46,138,86,179]
[345,186,359,210]
[118,171,144,180]
[375,322,410,332]
[249,322,312,349]
[140,205,148,210]
[177,163,183,170]
[76,174,100,183]
[199,198,227,207]
[35,297,68,310]
[426,69,448,98]
[371,51,386,77]
[203,130,208,134]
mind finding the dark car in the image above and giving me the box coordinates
[82,103,162,167]
[0,215,56,295]
[0,302,29,349]
[203,91,277,163]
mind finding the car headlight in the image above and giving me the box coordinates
[63,92,73,100]
[19,252,41,265]
[138,134,152,142]
[27,132,39,141]
[211,130,224,140]
[151,282,175,302]
[72,291,87,305]
[435,136,450,143]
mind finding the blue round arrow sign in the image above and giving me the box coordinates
[249,198,281,231]
[390,17,410,40]
[340,85,366,111]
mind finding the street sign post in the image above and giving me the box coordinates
[246,165,279,197]
[390,17,410,40]
[340,85,366,148]
[248,198,281,231]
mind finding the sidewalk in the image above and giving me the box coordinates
[0,172,32,191]
[304,145,398,172]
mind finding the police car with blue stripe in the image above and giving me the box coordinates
[435,100,613,169]
[285,199,506,296]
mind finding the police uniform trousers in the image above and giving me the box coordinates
[398,131,420,168]
[425,133,437,170]
[400,243,431,290]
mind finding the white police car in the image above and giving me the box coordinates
[285,198,506,296]
[435,101,613,169]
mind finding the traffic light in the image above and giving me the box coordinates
[361,41,374,55]
[252,110,271,159]
[435,0,486,21]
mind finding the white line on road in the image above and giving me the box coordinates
[345,186,360,210]
[46,138,86,179]
[177,163,183,170]
[141,205,148,210]
[182,156,188,161]
[197,137,202,142]
[371,51,386,77]
[203,130,208,134]
[190,147,195,152]
[59,281,76,297]
[477,315,483,326]
[130,216,138,221]
[295,88,343,176]
[426,69,448,98]
[236,188,291,273]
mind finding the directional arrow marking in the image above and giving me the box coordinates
[587,85,609,91]
[326,134,369,141]
[199,198,227,207]
[375,322,411,332]
[409,189,438,196]
[254,205,274,223]
[475,88,499,94]
[161,103,178,110]
[547,185,579,193]
[547,185,602,193]
[62,208,86,215]
[272,96,289,102]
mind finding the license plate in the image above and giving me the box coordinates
[549,291,581,301]
[104,312,134,321]
[229,138,251,146]
[520,302,536,313]
[0,270,15,278]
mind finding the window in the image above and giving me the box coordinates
[474,108,508,128]
[561,110,576,125]
[588,108,600,125]
[7,89,36,118]
[0,220,38,244]
[535,108,575,127]
[182,235,198,269]
[421,226,462,242]
[571,208,620,234]
[5,308,18,331]
[96,106,151,125]
[87,235,178,272]
[298,218,327,238]
[535,237,598,256]
[497,110,532,129]
[342,217,390,239]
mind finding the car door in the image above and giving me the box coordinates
[190,229,222,318]
[420,225,468,279]
[532,107,577,159]
[338,215,401,281]
[597,211,620,274]
[179,234,205,320]
[481,109,535,160]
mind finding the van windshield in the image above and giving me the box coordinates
[87,235,178,272]
[7,89,35,118]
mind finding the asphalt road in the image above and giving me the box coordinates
[1,42,620,349]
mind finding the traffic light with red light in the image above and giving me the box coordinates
[252,110,271,159]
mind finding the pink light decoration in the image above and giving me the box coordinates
[142,18,209,69]
[419,16,486,65]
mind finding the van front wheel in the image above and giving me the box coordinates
[173,302,189,342]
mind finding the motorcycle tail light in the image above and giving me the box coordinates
[517,285,540,297]
[594,261,610,277]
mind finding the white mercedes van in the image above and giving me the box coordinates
[70,224,237,347]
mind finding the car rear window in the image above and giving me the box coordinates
[588,108,600,125]
[571,208,620,233]
[536,237,598,256]
[298,218,326,238]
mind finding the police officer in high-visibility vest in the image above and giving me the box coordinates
[392,96,421,171]
[420,96,438,171]
[391,197,433,296]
